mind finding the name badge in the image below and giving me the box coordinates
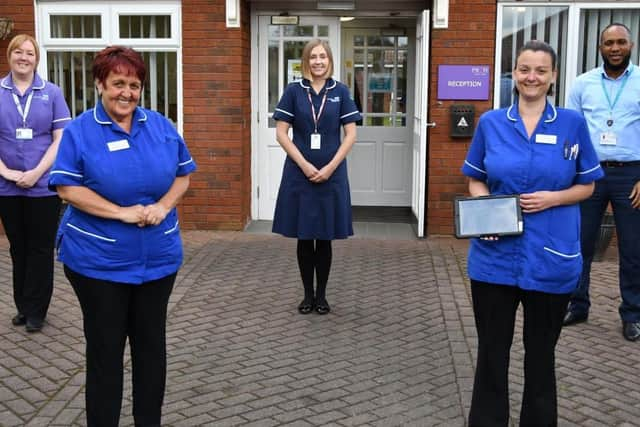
[600,132,617,146]
[310,133,321,150]
[16,128,33,140]
[535,134,557,144]
[107,139,130,152]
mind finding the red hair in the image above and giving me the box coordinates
[92,46,146,86]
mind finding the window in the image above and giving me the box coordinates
[37,2,181,128]
[576,8,640,73]
[497,5,569,108]
[266,23,330,128]
[352,34,408,127]
[495,2,640,109]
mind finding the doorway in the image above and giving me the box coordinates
[251,12,429,236]
[342,20,414,207]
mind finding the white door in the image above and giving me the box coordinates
[343,28,413,206]
[255,16,340,220]
[411,10,429,237]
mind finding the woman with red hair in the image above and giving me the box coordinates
[49,46,196,426]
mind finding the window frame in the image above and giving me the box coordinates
[494,1,640,109]
[36,1,183,133]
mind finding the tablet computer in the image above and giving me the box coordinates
[454,195,523,238]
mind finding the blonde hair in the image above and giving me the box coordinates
[301,39,334,81]
[6,34,40,66]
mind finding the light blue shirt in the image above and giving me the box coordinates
[567,63,640,161]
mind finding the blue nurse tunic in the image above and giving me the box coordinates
[49,102,196,284]
[272,78,361,240]
[462,102,604,294]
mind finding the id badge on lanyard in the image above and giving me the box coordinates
[13,92,34,140]
[308,90,327,150]
[599,71,630,147]
[310,133,321,150]
[16,128,33,140]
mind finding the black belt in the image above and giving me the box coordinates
[600,160,640,168]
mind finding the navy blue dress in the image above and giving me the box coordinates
[272,78,361,240]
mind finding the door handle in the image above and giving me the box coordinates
[426,122,436,128]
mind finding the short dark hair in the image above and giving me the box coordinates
[600,23,632,44]
[92,46,147,87]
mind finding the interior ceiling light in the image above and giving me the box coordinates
[317,1,356,11]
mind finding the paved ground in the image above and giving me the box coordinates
[0,230,638,426]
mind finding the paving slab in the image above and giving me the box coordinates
[0,231,635,426]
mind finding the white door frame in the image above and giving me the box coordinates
[411,10,429,237]
[251,10,429,236]
[250,14,340,221]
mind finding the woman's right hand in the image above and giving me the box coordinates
[300,160,319,180]
[117,204,146,225]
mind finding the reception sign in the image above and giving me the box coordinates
[437,65,490,100]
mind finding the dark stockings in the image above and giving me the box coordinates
[296,239,332,304]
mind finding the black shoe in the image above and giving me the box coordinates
[298,299,315,315]
[623,321,640,342]
[25,318,43,333]
[315,298,331,315]
[563,310,588,326]
[11,313,26,326]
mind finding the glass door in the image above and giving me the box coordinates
[256,16,339,220]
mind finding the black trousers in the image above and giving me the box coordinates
[65,266,176,427]
[468,280,570,427]
[0,195,61,321]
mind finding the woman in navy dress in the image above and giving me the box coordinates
[272,39,361,315]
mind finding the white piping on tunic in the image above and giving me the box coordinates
[50,170,83,179]
[275,108,294,117]
[506,102,558,123]
[164,220,179,235]
[66,223,117,242]
[340,110,360,119]
[543,246,580,258]
[577,164,602,175]
[464,160,486,175]
[93,105,148,124]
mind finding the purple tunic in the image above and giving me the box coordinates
[0,72,71,197]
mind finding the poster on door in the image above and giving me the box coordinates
[287,59,302,84]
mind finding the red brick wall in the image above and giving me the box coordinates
[426,0,497,235]
[0,0,35,68]
[2,0,496,235]
[181,0,252,230]
[0,0,253,231]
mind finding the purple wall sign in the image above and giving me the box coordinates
[437,65,491,100]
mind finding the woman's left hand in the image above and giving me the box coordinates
[15,170,41,188]
[143,203,169,226]
[520,191,558,213]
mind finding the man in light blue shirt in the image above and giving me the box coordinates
[564,23,640,342]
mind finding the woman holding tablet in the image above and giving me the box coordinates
[461,40,603,426]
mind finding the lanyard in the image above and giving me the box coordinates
[600,68,631,113]
[307,89,327,133]
[12,91,34,127]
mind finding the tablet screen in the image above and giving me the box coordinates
[455,195,523,238]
